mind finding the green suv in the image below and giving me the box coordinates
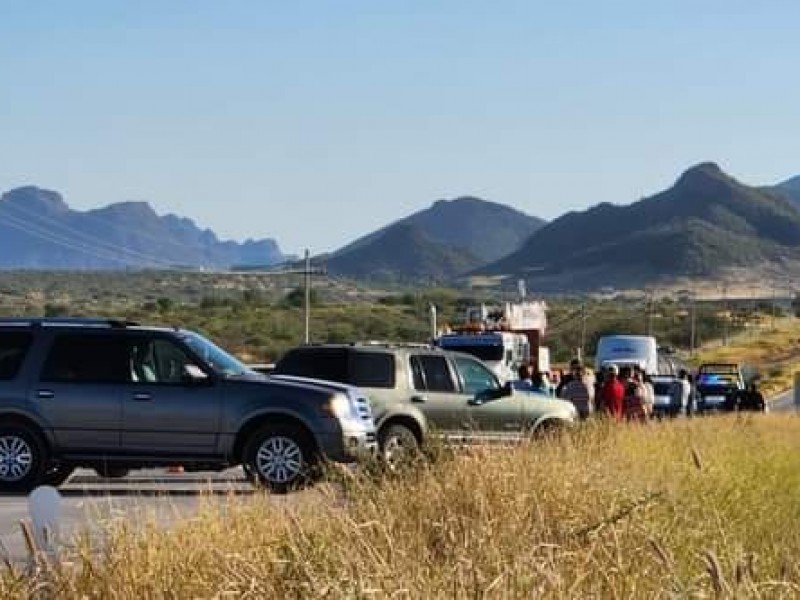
[273,343,577,462]
[0,318,376,493]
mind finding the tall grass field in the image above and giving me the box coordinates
[5,415,800,598]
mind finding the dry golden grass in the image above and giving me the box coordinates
[4,416,800,598]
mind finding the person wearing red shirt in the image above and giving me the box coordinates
[600,364,624,421]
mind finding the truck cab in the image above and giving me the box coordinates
[434,330,529,383]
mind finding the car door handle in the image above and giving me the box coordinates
[133,393,152,402]
[36,390,55,399]
[411,395,427,403]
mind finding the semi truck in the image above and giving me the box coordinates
[434,301,549,382]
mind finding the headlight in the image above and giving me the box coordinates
[322,393,358,419]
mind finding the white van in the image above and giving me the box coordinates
[595,335,658,375]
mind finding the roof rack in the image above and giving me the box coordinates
[0,317,140,328]
[351,340,433,349]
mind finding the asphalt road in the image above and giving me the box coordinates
[770,388,796,412]
[0,468,319,565]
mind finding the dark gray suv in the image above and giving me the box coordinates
[0,318,376,493]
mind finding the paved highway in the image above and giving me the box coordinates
[0,468,321,565]
[770,388,796,412]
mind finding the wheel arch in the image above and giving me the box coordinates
[232,412,319,462]
[529,416,573,435]
[377,414,425,445]
[0,412,52,451]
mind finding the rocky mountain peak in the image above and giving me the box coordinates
[1,186,70,214]
[673,162,730,193]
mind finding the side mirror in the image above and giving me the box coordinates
[181,364,211,386]
[501,381,514,397]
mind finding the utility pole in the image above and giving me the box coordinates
[690,294,697,356]
[722,283,729,346]
[298,249,326,344]
[579,301,587,359]
[304,249,311,344]
[771,284,777,330]
[205,252,324,345]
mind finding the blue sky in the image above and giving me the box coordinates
[2,1,799,256]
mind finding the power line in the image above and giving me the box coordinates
[0,210,175,267]
[1,201,178,267]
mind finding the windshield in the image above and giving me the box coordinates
[653,383,672,395]
[179,331,249,377]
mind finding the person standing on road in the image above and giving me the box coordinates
[556,358,581,397]
[678,369,692,416]
[622,366,648,422]
[641,370,656,418]
[513,364,534,391]
[560,363,595,419]
[600,364,624,421]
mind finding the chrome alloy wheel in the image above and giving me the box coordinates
[255,436,304,484]
[382,434,407,469]
[0,435,33,482]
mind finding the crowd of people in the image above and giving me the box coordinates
[513,358,693,421]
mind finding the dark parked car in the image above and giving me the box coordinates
[650,375,683,417]
[0,318,376,493]
[695,363,745,413]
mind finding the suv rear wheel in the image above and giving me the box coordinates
[243,424,317,493]
[0,424,47,494]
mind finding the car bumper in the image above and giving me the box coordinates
[322,428,378,463]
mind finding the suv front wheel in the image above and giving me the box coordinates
[0,424,48,494]
[379,423,420,471]
[243,424,317,493]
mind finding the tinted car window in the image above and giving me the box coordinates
[411,354,455,392]
[42,334,130,383]
[453,355,497,395]
[130,337,207,384]
[0,331,33,381]
[653,382,673,395]
[351,352,394,388]
[275,348,349,383]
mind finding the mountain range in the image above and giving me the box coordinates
[3,163,800,291]
[479,163,800,290]
[776,175,800,205]
[0,187,287,269]
[323,197,545,279]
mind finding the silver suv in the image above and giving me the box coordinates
[0,318,376,493]
[273,342,577,464]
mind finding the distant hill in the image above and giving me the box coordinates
[478,163,800,290]
[326,196,545,279]
[774,175,800,206]
[0,186,287,269]
[325,222,482,280]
